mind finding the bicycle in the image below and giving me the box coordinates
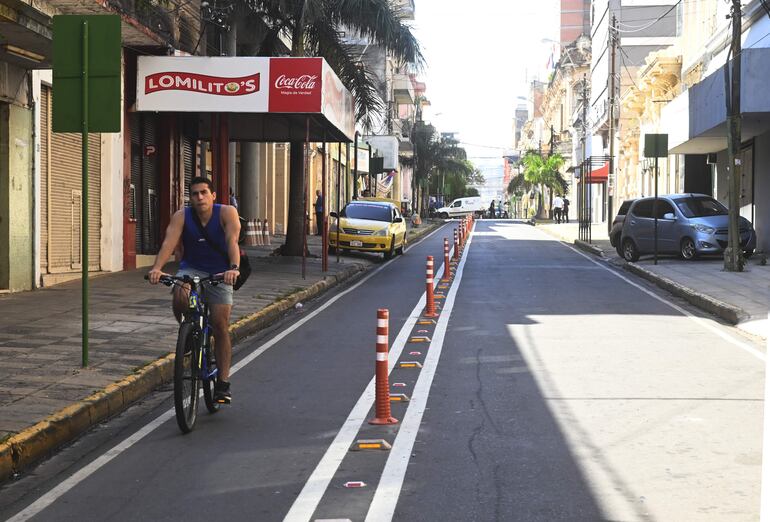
[145,273,224,433]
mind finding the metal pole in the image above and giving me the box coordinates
[302,117,309,279]
[654,156,659,265]
[368,143,372,196]
[321,140,327,272]
[81,19,89,367]
[353,131,359,199]
[725,0,743,271]
[337,143,341,263]
[588,160,592,244]
[608,14,617,235]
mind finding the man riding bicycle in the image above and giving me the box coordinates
[148,176,241,404]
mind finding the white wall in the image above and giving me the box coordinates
[754,130,770,252]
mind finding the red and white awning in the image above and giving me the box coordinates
[136,56,355,142]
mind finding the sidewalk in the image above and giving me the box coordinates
[0,221,441,481]
[537,221,770,339]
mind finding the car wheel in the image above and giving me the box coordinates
[440,212,449,219]
[384,236,395,260]
[744,249,754,259]
[328,245,337,255]
[680,237,697,260]
[397,233,407,254]
[622,238,639,262]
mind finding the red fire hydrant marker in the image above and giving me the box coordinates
[424,256,438,318]
[369,309,398,425]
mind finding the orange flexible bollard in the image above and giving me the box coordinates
[424,256,438,318]
[245,219,257,246]
[454,229,459,262]
[442,238,451,282]
[369,309,398,425]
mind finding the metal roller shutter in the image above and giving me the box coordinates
[130,112,141,254]
[40,86,49,273]
[47,89,102,273]
[137,116,160,254]
[182,135,194,205]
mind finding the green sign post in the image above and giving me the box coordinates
[644,134,669,266]
[53,15,121,367]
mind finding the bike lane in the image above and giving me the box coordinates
[1,224,454,522]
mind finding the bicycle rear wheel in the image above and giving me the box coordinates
[174,322,200,433]
[202,332,220,414]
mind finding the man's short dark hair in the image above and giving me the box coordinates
[190,176,214,193]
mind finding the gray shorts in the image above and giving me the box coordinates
[175,267,234,306]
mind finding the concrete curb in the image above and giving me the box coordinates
[0,262,368,484]
[573,239,605,258]
[0,220,444,483]
[622,262,747,325]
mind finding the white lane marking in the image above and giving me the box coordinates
[283,231,456,522]
[6,225,449,522]
[365,224,474,521]
[547,233,765,362]
[282,293,426,522]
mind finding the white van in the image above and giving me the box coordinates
[435,197,485,218]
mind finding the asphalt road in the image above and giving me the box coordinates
[0,220,764,521]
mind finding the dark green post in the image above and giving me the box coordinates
[81,19,89,367]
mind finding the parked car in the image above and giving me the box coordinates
[435,196,485,219]
[328,200,407,260]
[609,199,637,257]
[620,193,756,262]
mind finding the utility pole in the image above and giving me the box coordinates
[549,125,555,156]
[607,14,617,235]
[580,74,588,242]
[724,0,743,271]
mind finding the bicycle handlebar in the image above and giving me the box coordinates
[144,273,226,287]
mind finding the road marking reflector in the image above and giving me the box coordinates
[351,439,392,451]
[389,394,410,402]
[409,336,431,343]
[416,319,436,325]
[417,329,429,333]
[433,294,446,300]
[392,382,407,387]
[343,482,367,488]
[398,361,423,369]
[409,351,422,356]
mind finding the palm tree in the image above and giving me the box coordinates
[248,0,423,255]
[519,150,567,219]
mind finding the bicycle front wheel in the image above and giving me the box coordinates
[174,322,200,433]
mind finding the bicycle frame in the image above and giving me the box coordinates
[178,276,218,383]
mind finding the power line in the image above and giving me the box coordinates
[615,0,682,34]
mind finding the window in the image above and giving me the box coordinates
[676,196,727,218]
[342,203,392,222]
[451,200,461,208]
[618,199,635,215]
[631,200,654,218]
[652,200,676,219]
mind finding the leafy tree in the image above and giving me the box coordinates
[519,150,567,219]
[247,0,423,255]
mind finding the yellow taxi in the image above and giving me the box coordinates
[328,199,408,259]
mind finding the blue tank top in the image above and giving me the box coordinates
[180,204,230,274]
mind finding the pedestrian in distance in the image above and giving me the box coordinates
[552,194,564,224]
[562,196,570,223]
[315,189,324,236]
[147,176,241,405]
[489,200,496,219]
[229,189,239,212]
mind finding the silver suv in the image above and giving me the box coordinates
[620,194,756,262]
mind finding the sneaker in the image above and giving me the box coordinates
[214,379,231,405]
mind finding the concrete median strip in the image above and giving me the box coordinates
[0,221,444,484]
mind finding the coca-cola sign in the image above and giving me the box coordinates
[269,58,322,113]
[274,74,318,90]
[145,71,260,96]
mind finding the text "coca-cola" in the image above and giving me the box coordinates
[274,74,318,90]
